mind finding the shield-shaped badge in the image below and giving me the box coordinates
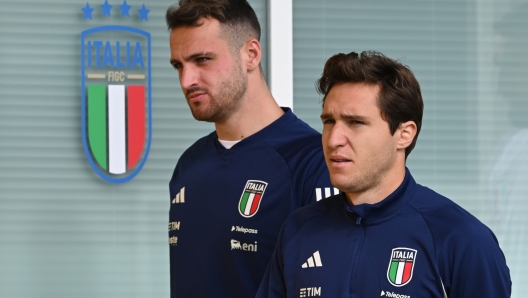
[80,26,151,183]
[238,180,268,218]
[387,247,417,287]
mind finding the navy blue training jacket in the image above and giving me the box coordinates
[169,108,332,298]
[257,170,511,298]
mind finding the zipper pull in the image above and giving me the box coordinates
[356,217,362,225]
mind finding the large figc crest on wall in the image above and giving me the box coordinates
[80,1,152,183]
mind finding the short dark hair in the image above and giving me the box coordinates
[317,51,424,158]
[166,0,261,52]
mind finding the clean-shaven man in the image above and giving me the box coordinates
[257,51,511,297]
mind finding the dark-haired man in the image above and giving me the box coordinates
[257,51,511,298]
[166,1,331,297]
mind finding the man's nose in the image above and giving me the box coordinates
[325,123,347,149]
[179,65,199,90]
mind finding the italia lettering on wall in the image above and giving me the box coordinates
[80,1,152,183]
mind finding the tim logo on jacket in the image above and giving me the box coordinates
[80,1,152,183]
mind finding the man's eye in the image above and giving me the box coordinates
[349,120,364,125]
[172,63,182,70]
[322,119,335,125]
[197,57,210,63]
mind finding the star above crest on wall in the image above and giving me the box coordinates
[119,0,131,17]
[100,0,112,17]
[81,1,149,21]
[82,3,94,20]
[138,4,150,21]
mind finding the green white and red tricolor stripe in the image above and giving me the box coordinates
[87,84,145,174]
[238,180,268,218]
[387,248,417,287]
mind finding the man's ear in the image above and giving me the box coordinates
[243,38,261,72]
[396,121,417,150]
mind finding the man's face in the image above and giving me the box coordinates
[321,83,400,195]
[169,18,247,123]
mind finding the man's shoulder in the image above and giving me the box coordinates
[408,185,456,213]
[244,115,326,182]
[271,132,324,166]
[179,132,216,158]
[266,119,323,165]
[407,185,509,296]
[409,185,494,244]
[171,132,218,173]
[267,115,321,147]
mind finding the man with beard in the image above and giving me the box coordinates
[166,1,331,297]
[257,51,510,298]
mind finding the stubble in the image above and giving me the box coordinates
[187,60,247,123]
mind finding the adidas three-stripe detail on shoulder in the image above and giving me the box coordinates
[315,188,340,201]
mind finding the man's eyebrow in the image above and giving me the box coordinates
[320,113,333,120]
[320,113,370,122]
[341,114,370,122]
[170,51,217,65]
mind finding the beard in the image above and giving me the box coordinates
[186,61,247,123]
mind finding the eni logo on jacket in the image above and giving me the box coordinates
[80,1,152,183]
[387,247,417,287]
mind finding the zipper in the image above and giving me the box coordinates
[350,216,366,297]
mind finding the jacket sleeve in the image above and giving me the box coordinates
[277,134,332,208]
[299,153,332,207]
[425,206,511,297]
[290,144,332,207]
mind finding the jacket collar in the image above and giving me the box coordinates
[213,107,294,151]
[342,168,418,225]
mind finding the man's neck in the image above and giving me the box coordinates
[345,163,406,206]
[215,78,284,141]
